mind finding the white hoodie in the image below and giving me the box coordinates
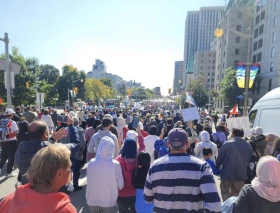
[86,136,124,207]
[195,131,218,162]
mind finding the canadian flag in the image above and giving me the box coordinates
[230,104,239,115]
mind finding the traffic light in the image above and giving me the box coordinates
[74,87,78,94]
[26,82,30,89]
[127,89,131,96]
[168,88,171,94]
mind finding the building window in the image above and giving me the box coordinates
[271,47,275,57]
[201,54,204,57]
[224,40,226,46]
[261,11,265,20]
[262,0,267,6]
[270,62,274,71]
[258,39,263,48]
[272,32,276,42]
[259,24,264,35]
[235,49,240,55]
[253,42,258,51]
[236,25,241,31]
[257,52,262,62]
[224,51,225,56]
[256,1,261,12]
[256,15,260,24]
[201,66,203,69]
[274,16,277,27]
[254,29,259,38]
[223,63,225,68]
[253,55,257,63]
[269,79,272,91]
[201,60,204,63]
[238,12,242,18]
[236,37,241,43]
[276,0,279,11]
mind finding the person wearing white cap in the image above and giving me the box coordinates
[0,108,19,178]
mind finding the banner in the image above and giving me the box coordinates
[185,92,196,106]
[181,107,200,122]
[226,116,250,137]
[236,66,259,88]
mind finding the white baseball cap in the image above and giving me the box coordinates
[126,130,138,139]
[5,108,15,115]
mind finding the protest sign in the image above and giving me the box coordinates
[226,116,250,137]
[181,107,200,122]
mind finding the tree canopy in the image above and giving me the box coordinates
[187,77,209,108]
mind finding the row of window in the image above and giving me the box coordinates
[253,38,263,51]
[252,79,272,94]
[256,0,267,13]
[256,10,266,25]
[254,24,264,38]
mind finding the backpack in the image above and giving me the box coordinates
[213,134,223,149]
[0,119,12,142]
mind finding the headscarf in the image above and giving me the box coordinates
[117,117,127,143]
[200,131,210,142]
[266,133,279,154]
[251,156,280,202]
[121,138,137,159]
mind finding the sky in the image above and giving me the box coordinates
[0,0,226,95]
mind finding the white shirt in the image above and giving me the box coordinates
[195,141,218,162]
[2,119,18,141]
[41,115,54,128]
[144,135,159,163]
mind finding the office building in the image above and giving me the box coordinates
[183,6,224,88]
[126,80,142,89]
[153,87,161,96]
[193,51,216,90]
[173,61,184,94]
[250,0,280,104]
[211,6,252,111]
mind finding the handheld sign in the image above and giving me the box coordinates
[182,107,200,122]
[226,116,250,137]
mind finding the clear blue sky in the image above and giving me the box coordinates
[1,0,225,95]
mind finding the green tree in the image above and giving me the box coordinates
[40,64,60,84]
[100,77,114,90]
[84,79,107,103]
[220,67,242,107]
[187,77,209,108]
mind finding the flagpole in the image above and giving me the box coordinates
[68,88,69,103]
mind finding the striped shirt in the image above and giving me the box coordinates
[144,153,222,213]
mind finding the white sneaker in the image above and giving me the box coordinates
[6,173,17,178]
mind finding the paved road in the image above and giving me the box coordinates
[0,162,222,213]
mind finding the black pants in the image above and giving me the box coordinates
[117,197,136,213]
[0,140,17,174]
[72,158,82,189]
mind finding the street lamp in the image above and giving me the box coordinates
[214,27,252,116]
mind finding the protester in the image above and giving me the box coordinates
[245,141,259,184]
[88,118,119,158]
[23,107,35,123]
[144,125,159,163]
[273,137,280,157]
[216,128,251,201]
[132,152,153,213]
[51,109,58,129]
[95,114,118,138]
[115,138,137,213]
[0,144,76,213]
[195,131,218,162]
[233,156,280,213]
[144,128,222,212]
[203,147,220,175]
[0,109,19,178]
[126,128,145,152]
[86,137,124,213]
[265,133,279,155]
[41,109,54,133]
[212,125,227,149]
[117,117,129,146]
[250,126,269,157]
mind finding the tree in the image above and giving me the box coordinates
[187,77,209,108]
[219,67,243,107]
[84,79,108,103]
[100,77,114,90]
[40,64,60,84]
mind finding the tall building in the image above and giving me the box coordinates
[183,6,224,88]
[211,6,252,111]
[193,51,216,90]
[87,59,107,79]
[126,80,142,89]
[250,0,280,104]
[173,61,184,94]
[153,87,161,96]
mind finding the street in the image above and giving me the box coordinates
[0,162,222,213]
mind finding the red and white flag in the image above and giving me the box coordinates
[230,104,239,115]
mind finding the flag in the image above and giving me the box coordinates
[230,104,239,115]
[185,92,196,106]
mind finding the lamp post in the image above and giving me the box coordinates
[214,27,252,116]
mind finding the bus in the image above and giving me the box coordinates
[105,99,120,109]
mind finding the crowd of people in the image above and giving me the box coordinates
[0,105,280,213]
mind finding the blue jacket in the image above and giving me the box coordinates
[205,158,220,175]
[135,189,154,213]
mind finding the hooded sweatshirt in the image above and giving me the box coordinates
[88,129,119,158]
[195,131,218,162]
[0,184,76,213]
[86,136,124,207]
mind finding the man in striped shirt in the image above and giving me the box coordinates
[144,128,222,213]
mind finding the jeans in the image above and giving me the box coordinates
[117,197,136,213]
[0,140,17,174]
[72,158,82,188]
[220,179,244,201]
[89,206,117,213]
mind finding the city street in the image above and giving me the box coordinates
[0,162,222,213]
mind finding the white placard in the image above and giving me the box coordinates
[226,116,250,137]
[182,107,200,122]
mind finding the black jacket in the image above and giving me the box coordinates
[233,185,280,213]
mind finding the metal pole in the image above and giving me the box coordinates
[35,67,38,109]
[208,58,213,113]
[243,35,252,116]
[68,88,69,103]
[4,33,11,108]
